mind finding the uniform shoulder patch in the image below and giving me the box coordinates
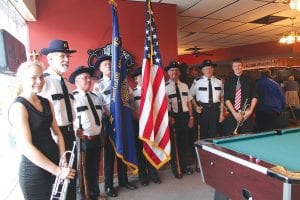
[166,81,170,86]
[133,87,137,91]
[72,91,79,95]
[195,77,201,81]
[43,72,50,77]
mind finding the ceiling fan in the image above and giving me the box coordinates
[184,46,213,57]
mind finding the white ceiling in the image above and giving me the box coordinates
[130,0,300,55]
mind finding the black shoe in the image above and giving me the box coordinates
[120,182,137,190]
[105,187,118,197]
[174,173,183,179]
[152,178,162,184]
[141,180,149,186]
[182,168,193,175]
[195,167,200,173]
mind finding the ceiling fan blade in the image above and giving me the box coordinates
[184,47,203,51]
[193,51,213,57]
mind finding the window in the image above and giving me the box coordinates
[0,0,28,199]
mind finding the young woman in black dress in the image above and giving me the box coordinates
[9,61,76,200]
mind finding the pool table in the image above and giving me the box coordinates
[195,128,300,200]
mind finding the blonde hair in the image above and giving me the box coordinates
[15,61,43,96]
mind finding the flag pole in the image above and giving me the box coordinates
[147,0,154,66]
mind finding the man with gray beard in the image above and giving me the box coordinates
[39,39,77,200]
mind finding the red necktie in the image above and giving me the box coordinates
[234,77,241,111]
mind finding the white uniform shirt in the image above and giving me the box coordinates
[165,80,193,113]
[93,76,111,114]
[190,76,223,103]
[39,68,75,126]
[73,89,103,136]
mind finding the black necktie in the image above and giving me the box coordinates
[86,93,100,126]
[208,78,213,103]
[60,77,73,123]
[175,83,183,113]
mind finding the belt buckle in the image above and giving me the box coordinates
[67,124,73,132]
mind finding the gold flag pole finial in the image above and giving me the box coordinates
[108,0,117,7]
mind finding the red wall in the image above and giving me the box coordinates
[28,0,177,78]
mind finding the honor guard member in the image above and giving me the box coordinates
[165,61,194,178]
[131,67,161,186]
[190,59,223,139]
[69,66,106,200]
[39,39,77,200]
[223,58,257,135]
[93,54,137,198]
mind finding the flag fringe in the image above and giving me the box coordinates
[109,137,139,174]
[142,148,170,170]
[139,136,171,169]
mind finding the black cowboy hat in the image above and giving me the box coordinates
[69,66,94,84]
[165,61,182,72]
[40,39,77,55]
[94,54,112,69]
[131,67,142,78]
[199,59,217,69]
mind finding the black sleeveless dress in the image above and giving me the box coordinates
[15,96,59,200]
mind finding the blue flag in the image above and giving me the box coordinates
[109,2,138,173]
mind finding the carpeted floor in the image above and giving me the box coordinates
[98,164,215,200]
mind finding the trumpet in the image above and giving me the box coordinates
[50,141,76,200]
[233,99,250,135]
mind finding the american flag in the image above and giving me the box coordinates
[139,0,171,169]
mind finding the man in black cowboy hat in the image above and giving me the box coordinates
[165,61,194,178]
[190,59,224,140]
[69,66,106,200]
[92,54,137,198]
[39,39,77,200]
[131,67,162,186]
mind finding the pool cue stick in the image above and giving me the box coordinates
[76,116,90,200]
[195,111,201,171]
[287,104,297,125]
[169,103,182,177]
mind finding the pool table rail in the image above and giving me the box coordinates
[195,139,300,200]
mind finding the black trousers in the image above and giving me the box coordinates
[170,112,189,176]
[222,114,254,136]
[256,109,280,131]
[81,137,101,200]
[59,126,77,200]
[199,104,220,139]
[103,118,128,189]
[134,120,159,182]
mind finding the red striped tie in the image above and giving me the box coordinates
[234,77,241,111]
